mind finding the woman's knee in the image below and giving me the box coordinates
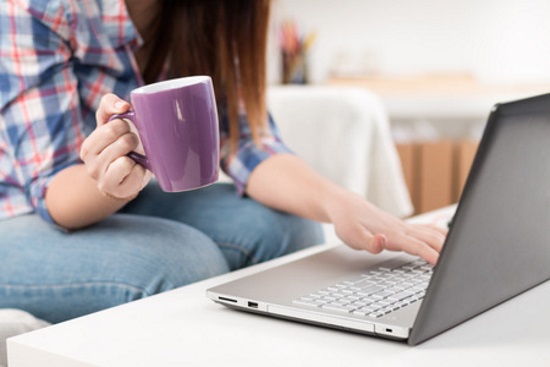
[0,215,230,323]
[99,215,230,296]
[216,203,324,269]
[253,210,324,259]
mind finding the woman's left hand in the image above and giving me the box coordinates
[325,190,447,265]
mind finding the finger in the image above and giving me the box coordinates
[140,169,153,190]
[101,157,149,199]
[80,121,134,181]
[406,225,446,253]
[424,223,449,236]
[96,93,131,126]
[397,236,440,265]
[99,156,136,197]
[372,233,387,253]
[354,228,385,254]
[119,162,149,193]
[95,132,140,177]
[81,118,132,159]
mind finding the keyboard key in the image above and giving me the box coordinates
[336,293,349,299]
[411,269,427,274]
[403,296,418,304]
[386,286,405,293]
[344,295,361,302]
[368,312,385,318]
[356,285,383,296]
[375,299,393,306]
[353,306,380,316]
[410,260,428,267]
[371,291,393,299]
[395,301,409,308]
[388,291,414,302]
[322,304,356,313]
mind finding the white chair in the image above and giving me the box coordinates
[267,85,413,242]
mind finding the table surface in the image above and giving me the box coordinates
[8,206,550,367]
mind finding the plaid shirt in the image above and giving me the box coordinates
[0,0,290,224]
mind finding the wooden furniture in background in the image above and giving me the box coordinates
[397,139,479,215]
[328,74,547,215]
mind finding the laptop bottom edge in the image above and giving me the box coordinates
[212,299,411,341]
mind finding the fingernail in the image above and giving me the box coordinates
[377,234,387,248]
[114,100,127,110]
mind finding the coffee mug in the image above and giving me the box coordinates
[109,76,220,192]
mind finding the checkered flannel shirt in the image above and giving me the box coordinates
[0,0,290,224]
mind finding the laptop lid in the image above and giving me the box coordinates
[409,93,550,344]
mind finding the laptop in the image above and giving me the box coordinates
[207,93,550,345]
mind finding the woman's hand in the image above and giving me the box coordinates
[247,154,447,264]
[246,154,446,265]
[326,190,447,265]
[80,93,151,201]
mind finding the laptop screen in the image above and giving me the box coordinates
[410,94,550,345]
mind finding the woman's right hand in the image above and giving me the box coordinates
[80,93,152,201]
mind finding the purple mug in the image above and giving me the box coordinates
[110,76,220,192]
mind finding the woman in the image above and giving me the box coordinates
[0,0,446,323]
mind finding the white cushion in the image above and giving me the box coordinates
[0,309,50,367]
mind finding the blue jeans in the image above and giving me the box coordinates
[0,182,324,323]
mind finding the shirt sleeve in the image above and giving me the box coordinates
[219,109,293,195]
[0,1,89,224]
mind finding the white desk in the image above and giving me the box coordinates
[8,206,550,366]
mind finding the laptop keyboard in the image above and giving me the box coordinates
[292,259,433,318]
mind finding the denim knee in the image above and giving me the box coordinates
[254,211,324,259]
[216,206,325,270]
[97,215,231,297]
[0,214,230,323]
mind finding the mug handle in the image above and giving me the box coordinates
[108,111,153,171]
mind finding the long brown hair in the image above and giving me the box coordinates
[143,0,271,152]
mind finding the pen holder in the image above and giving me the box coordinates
[282,50,308,84]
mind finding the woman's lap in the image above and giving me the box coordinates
[0,213,230,323]
[0,183,324,323]
[121,182,325,270]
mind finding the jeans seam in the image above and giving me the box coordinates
[0,281,153,297]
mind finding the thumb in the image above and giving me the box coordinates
[96,93,131,126]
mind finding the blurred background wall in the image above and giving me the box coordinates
[266,0,550,214]
[268,0,550,84]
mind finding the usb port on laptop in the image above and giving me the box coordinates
[248,301,258,309]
